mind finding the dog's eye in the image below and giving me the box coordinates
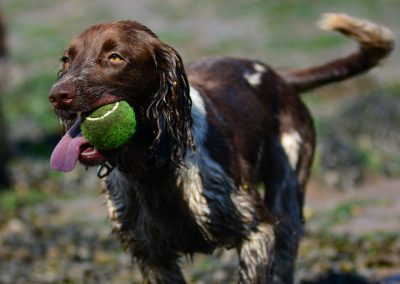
[108,53,124,63]
[61,56,70,69]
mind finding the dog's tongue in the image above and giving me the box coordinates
[50,120,88,172]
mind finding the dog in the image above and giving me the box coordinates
[49,13,393,283]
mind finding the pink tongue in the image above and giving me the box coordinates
[50,126,89,172]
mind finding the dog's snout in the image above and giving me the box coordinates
[49,84,76,109]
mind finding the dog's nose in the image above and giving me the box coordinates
[49,84,76,109]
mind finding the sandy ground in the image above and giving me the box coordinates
[306,179,400,235]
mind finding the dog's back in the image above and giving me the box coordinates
[185,14,393,282]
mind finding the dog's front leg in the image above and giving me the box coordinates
[139,258,186,284]
[103,171,186,284]
[237,222,275,284]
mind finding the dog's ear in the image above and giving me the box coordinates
[147,44,193,166]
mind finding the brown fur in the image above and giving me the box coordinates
[49,14,393,283]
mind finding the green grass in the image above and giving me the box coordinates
[298,230,400,278]
[158,29,194,46]
[1,0,399,176]
[0,188,46,215]
[266,34,344,51]
[3,0,53,13]
[11,32,65,63]
[3,72,59,132]
[319,199,389,229]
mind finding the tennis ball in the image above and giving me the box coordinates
[81,101,136,150]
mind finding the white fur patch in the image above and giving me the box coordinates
[101,179,122,231]
[179,87,215,240]
[238,223,274,282]
[280,130,302,169]
[254,63,267,73]
[319,13,393,49]
[178,87,255,242]
[244,63,267,87]
[189,87,207,143]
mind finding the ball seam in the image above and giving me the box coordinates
[86,101,120,121]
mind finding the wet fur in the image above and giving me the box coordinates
[49,14,393,283]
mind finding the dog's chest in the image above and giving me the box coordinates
[103,170,215,254]
[148,197,214,253]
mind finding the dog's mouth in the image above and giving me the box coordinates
[50,94,124,172]
[50,118,105,172]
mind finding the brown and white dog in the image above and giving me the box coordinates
[49,14,393,283]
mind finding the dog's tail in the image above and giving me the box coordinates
[281,13,394,93]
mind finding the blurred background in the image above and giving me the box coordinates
[0,0,399,283]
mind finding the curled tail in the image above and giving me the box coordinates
[282,13,394,93]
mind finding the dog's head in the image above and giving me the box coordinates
[49,21,192,172]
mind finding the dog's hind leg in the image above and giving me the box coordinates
[263,136,306,284]
[272,220,302,284]
[237,222,275,284]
